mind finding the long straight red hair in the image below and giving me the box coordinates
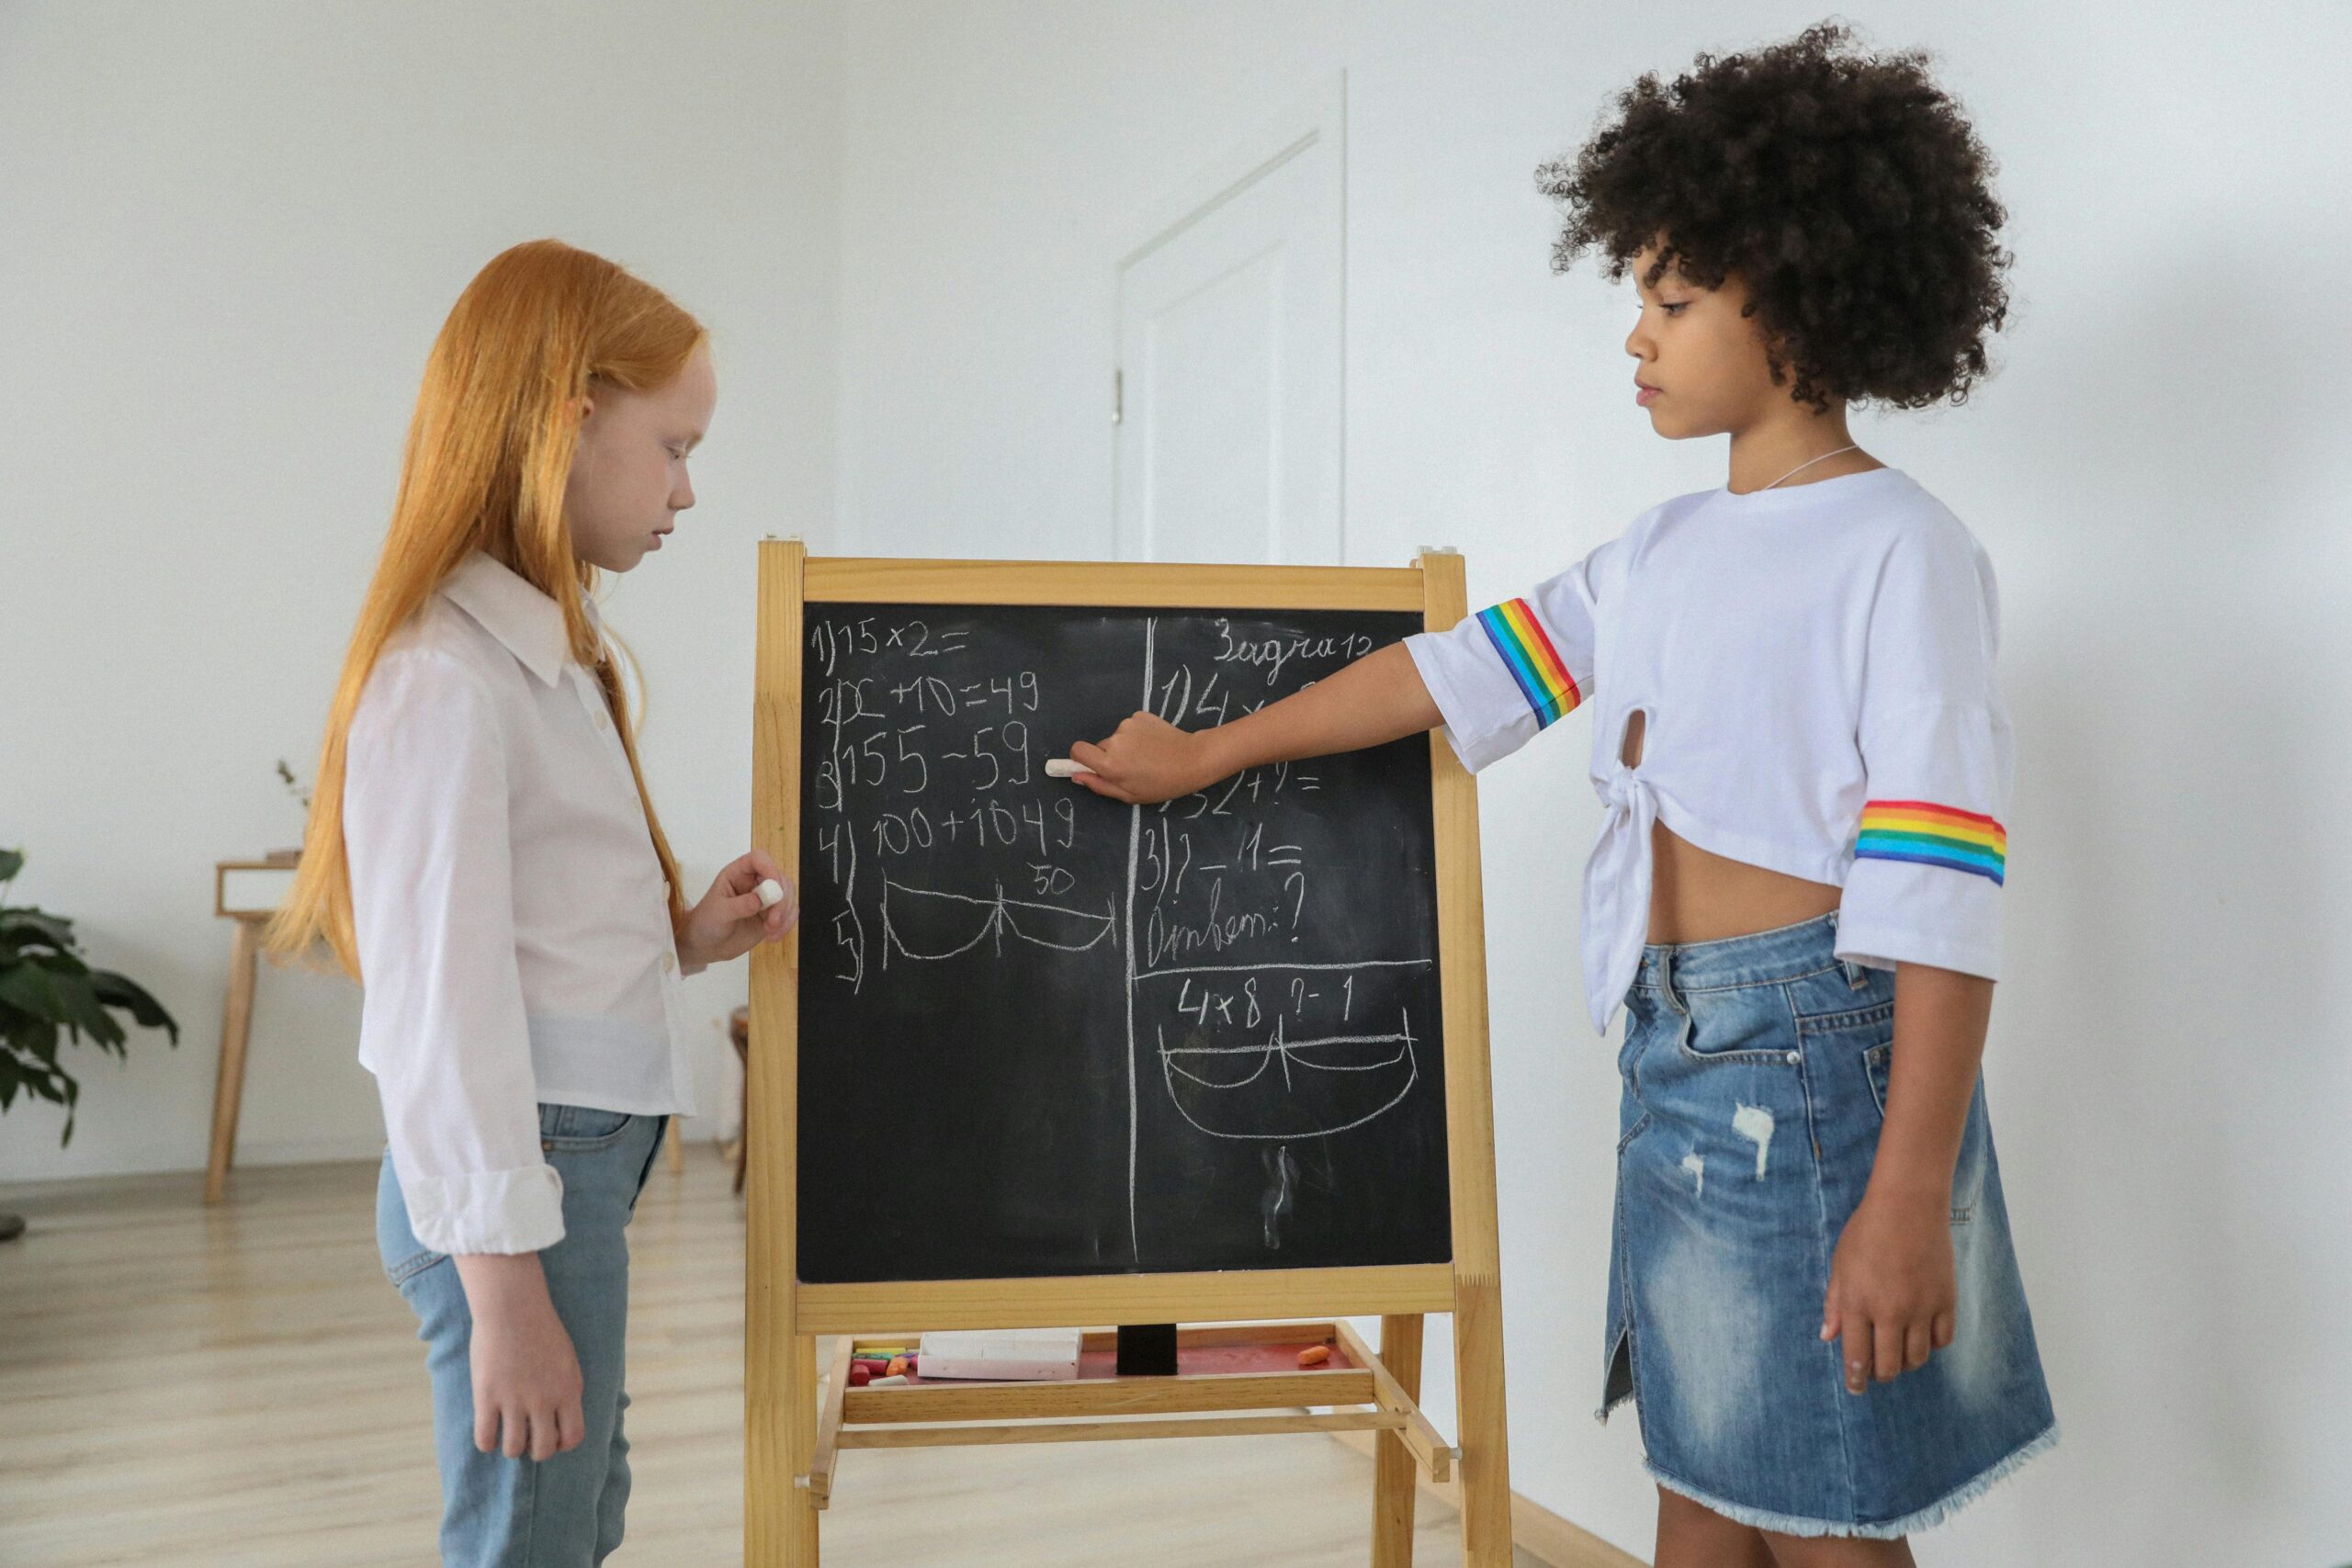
[266,240,703,977]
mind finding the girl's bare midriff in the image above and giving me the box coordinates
[1646,821,1842,943]
[1621,707,1844,944]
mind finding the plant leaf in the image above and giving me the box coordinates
[0,908,78,951]
[41,965,126,1051]
[86,970,180,1043]
[1,1051,67,1107]
[0,873,176,1144]
[0,963,73,1032]
[1,1011,61,1067]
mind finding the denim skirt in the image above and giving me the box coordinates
[1598,910,2057,1538]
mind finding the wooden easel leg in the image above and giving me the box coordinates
[1371,1313,1424,1568]
[1452,1279,1513,1566]
[748,1329,820,1566]
[664,1114,684,1174]
[203,919,260,1205]
[788,1332,821,1565]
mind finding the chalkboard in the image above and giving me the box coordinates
[794,602,1453,1284]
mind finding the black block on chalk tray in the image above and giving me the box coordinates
[1115,1322,1179,1376]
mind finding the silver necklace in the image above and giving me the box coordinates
[1758,443,1860,491]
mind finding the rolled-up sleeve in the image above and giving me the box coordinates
[1835,522,2014,981]
[345,649,564,1255]
[1404,541,1606,773]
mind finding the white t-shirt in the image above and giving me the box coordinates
[345,552,702,1255]
[1404,467,2012,1035]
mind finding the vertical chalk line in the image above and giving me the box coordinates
[1123,617,1157,1265]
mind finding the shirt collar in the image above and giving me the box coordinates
[441,551,588,687]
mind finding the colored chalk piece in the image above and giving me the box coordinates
[847,1364,871,1387]
[1297,1344,1331,1367]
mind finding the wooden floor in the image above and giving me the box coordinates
[0,1146,1547,1567]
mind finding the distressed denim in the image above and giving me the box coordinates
[1600,911,2056,1537]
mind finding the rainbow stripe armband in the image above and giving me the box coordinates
[1475,598,1582,728]
[1855,800,2007,885]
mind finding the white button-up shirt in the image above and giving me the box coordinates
[1406,468,2013,1036]
[345,551,702,1255]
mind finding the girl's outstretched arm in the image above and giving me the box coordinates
[1066,641,1442,806]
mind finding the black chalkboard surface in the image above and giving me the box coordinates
[794,602,1453,1284]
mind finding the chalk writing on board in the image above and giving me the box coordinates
[798,603,1449,1279]
[1155,1013,1419,1138]
[879,879,1119,964]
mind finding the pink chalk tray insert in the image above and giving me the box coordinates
[867,1337,1355,1385]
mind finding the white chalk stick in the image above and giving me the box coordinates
[1045,759,1094,779]
[755,878,786,909]
[917,1327,1082,1382]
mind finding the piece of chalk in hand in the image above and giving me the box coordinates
[755,878,786,909]
[1045,759,1093,779]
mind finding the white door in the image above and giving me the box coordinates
[1114,79,1344,565]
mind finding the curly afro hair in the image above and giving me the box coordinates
[1537,21,2012,412]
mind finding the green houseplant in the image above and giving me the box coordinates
[0,847,180,1150]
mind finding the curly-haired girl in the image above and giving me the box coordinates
[1068,22,2055,1563]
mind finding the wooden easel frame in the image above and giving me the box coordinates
[747,542,1511,1564]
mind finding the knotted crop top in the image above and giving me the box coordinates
[1403,467,2013,1035]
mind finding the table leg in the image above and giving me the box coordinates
[203,919,260,1204]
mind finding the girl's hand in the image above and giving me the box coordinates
[1066,644,1441,807]
[454,1253,585,1461]
[1069,712,1224,806]
[1820,1187,1957,1394]
[676,849,797,970]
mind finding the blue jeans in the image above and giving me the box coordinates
[1600,911,2057,1538]
[376,1105,670,1567]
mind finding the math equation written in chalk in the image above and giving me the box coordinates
[794,603,1453,1284]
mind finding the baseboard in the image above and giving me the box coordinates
[0,1117,716,1190]
[207,1134,392,1168]
[1329,1427,1647,1568]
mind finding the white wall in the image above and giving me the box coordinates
[825,3,2352,1563]
[0,0,842,1174]
[8,3,2350,1562]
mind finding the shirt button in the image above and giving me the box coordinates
[594,709,610,730]
[662,951,676,974]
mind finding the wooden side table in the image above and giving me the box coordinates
[206,855,684,1203]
